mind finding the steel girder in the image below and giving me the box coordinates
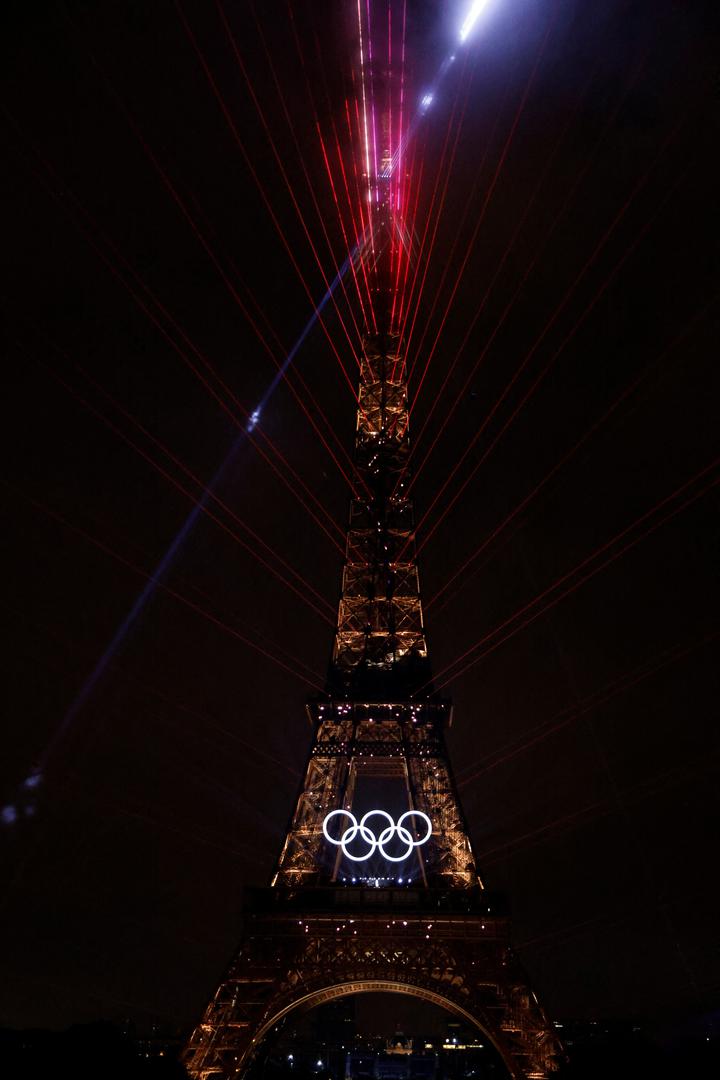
[182,898,563,1079]
[272,704,479,890]
[330,333,430,695]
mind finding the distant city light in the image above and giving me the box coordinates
[459,0,493,42]
[420,93,434,109]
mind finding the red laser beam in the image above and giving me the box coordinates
[407,9,556,411]
[216,0,363,344]
[410,126,689,551]
[402,49,650,499]
[425,459,719,695]
[249,6,369,334]
[428,294,716,615]
[457,629,720,788]
[404,52,601,476]
[3,479,327,692]
[398,50,474,355]
[174,0,361,404]
[76,366,338,619]
[42,360,337,628]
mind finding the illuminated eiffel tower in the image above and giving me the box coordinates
[182,11,563,1078]
[182,327,562,1080]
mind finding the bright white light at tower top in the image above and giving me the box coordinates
[459,0,493,42]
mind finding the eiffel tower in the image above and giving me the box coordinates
[181,337,563,1077]
[182,14,563,1079]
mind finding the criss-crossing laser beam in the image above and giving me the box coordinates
[175,0,362,402]
[406,9,556,405]
[457,630,720,789]
[54,364,337,624]
[4,470,327,771]
[422,458,720,695]
[408,121,690,555]
[427,295,716,617]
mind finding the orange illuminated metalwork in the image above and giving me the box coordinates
[182,3,562,1075]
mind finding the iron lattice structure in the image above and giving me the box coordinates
[331,331,429,698]
[183,11,563,1074]
[182,329,563,1079]
[273,701,477,889]
[184,888,560,1080]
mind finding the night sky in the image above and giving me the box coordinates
[2,0,719,1042]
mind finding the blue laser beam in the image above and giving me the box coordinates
[20,242,363,786]
[42,433,247,769]
[246,248,356,432]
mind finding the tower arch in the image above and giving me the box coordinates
[184,884,561,1079]
[247,980,515,1077]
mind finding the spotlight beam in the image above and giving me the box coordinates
[459,0,493,43]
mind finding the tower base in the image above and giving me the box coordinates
[182,888,563,1079]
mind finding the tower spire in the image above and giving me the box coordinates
[330,46,428,699]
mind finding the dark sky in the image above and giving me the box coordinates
[2,0,719,1041]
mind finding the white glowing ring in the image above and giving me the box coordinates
[322,809,432,863]
[322,809,375,862]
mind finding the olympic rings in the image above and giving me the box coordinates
[322,809,432,863]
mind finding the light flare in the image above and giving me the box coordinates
[459,0,493,42]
